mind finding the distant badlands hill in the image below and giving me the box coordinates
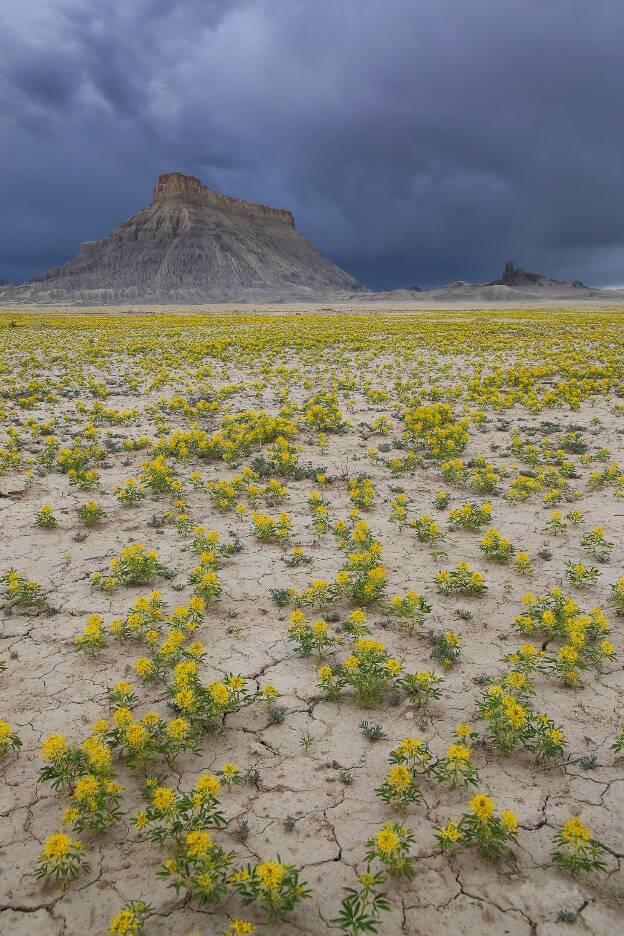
[364,281,624,306]
[1,174,623,306]
[365,261,624,306]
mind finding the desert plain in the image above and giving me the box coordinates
[1,308,623,936]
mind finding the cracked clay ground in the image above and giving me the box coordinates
[1,311,623,936]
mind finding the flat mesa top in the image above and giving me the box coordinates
[152,172,295,226]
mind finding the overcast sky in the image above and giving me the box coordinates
[1,0,623,289]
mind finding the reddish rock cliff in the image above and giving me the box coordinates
[153,172,295,227]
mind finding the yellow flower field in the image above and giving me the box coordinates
[1,309,623,935]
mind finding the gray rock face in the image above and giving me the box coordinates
[8,172,364,303]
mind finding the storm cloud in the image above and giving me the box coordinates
[1,0,623,288]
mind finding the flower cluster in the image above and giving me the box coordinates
[435,562,487,597]
[91,543,171,590]
[435,793,518,859]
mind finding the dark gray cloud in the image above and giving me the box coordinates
[1,0,623,288]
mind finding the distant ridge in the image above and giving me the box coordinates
[6,172,364,304]
[487,260,587,289]
[353,259,624,305]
